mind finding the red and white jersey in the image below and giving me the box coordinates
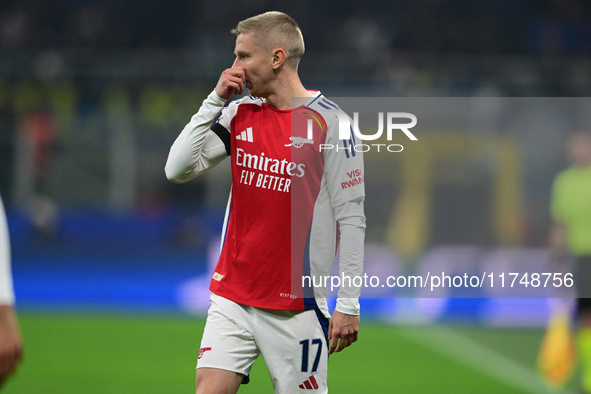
[166,91,365,314]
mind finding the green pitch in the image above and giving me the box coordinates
[1,312,579,393]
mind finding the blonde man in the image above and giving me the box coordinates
[166,11,365,393]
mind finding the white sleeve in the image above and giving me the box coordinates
[334,198,365,315]
[322,113,366,315]
[165,90,230,183]
[0,196,15,305]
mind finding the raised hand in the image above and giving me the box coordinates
[215,66,246,100]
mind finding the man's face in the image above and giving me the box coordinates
[233,32,274,98]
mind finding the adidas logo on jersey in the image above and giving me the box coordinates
[298,375,319,390]
[236,127,253,142]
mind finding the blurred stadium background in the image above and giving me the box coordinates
[1,0,590,392]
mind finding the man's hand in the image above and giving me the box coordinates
[0,305,23,386]
[214,66,245,100]
[328,310,359,354]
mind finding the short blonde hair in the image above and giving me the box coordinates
[231,11,305,68]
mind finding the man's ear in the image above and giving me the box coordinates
[271,48,287,70]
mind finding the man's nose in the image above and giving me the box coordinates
[232,57,240,68]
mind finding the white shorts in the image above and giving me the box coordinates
[197,293,329,393]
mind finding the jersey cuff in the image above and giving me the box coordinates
[335,298,360,315]
[208,90,227,106]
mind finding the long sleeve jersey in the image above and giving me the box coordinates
[165,90,365,317]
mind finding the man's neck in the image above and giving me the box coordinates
[264,74,313,110]
[572,158,591,168]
